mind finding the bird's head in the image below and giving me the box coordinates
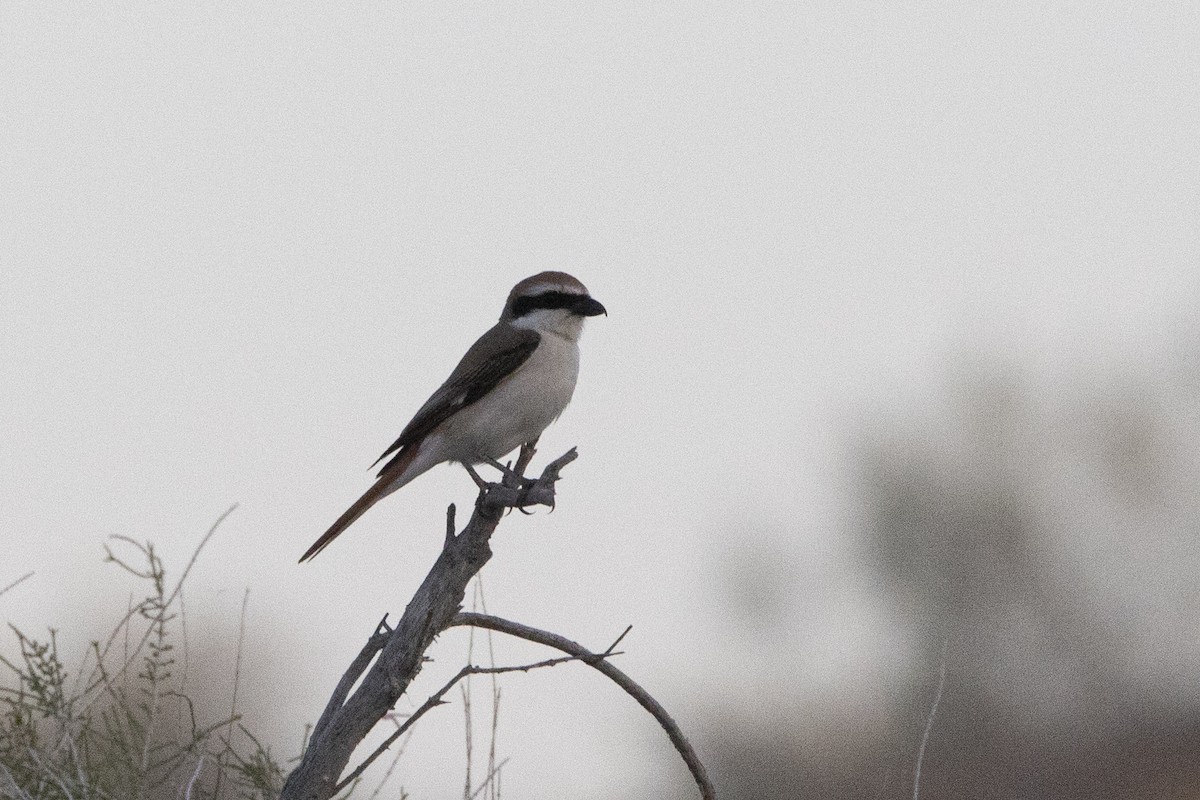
[502,271,606,340]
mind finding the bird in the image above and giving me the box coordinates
[299,271,606,562]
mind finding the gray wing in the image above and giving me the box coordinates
[371,324,541,476]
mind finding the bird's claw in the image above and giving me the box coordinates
[465,454,561,515]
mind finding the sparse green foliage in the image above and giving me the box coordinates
[0,518,285,800]
[221,726,286,798]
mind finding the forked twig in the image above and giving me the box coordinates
[312,615,392,743]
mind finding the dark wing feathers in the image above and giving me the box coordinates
[370,325,540,476]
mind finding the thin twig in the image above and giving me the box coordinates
[0,571,34,599]
[25,748,76,800]
[461,679,473,800]
[336,652,615,792]
[84,505,238,700]
[477,578,500,800]
[366,725,414,800]
[450,613,716,800]
[179,586,190,696]
[461,583,476,800]
[64,734,89,798]
[0,762,36,800]
[183,755,205,800]
[462,576,503,800]
[913,639,948,800]
[135,621,165,800]
[213,587,250,799]
[468,757,511,800]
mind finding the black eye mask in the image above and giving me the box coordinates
[511,291,585,318]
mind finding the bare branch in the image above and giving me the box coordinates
[450,613,716,800]
[282,450,714,800]
[281,451,575,800]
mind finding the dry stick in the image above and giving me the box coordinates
[476,578,501,800]
[280,449,578,800]
[461,677,473,800]
[450,613,716,800]
[461,575,502,800]
[0,571,34,599]
[179,588,190,708]
[335,652,610,791]
[183,755,206,800]
[213,587,251,800]
[468,757,511,800]
[461,580,480,800]
[311,616,393,744]
[912,639,948,800]
[365,725,415,800]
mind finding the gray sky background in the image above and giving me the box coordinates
[2,2,1198,798]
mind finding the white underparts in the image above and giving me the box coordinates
[378,310,585,497]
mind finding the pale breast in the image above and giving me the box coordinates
[439,333,581,462]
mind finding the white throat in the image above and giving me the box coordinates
[510,308,587,341]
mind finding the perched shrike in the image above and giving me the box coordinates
[299,271,605,562]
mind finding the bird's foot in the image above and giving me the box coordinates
[490,459,552,514]
[483,457,537,489]
[468,447,575,517]
[465,462,531,516]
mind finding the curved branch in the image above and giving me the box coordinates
[449,612,717,800]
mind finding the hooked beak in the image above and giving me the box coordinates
[573,295,607,317]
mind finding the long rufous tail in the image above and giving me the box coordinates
[299,445,419,562]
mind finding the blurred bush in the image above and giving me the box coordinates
[700,341,1200,799]
[0,535,285,799]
